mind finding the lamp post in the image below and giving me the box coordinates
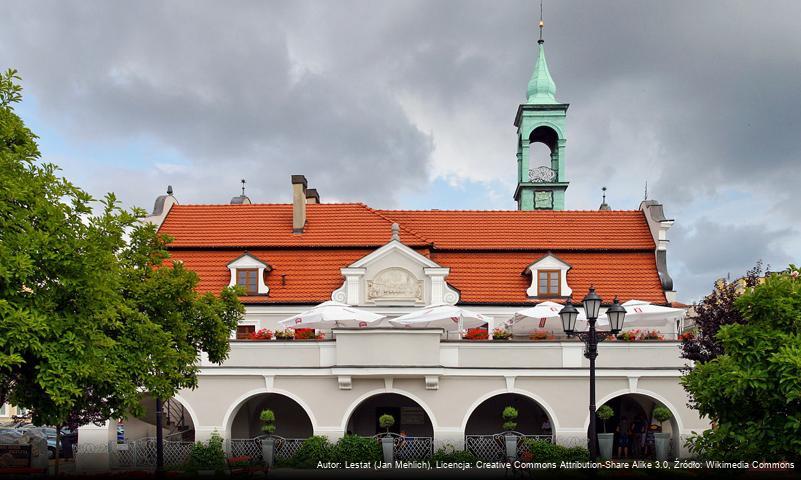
[559,287,626,461]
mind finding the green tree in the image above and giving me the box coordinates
[682,265,801,461]
[0,68,243,429]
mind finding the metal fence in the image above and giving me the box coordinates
[465,432,553,461]
[229,436,305,463]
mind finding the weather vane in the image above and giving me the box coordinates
[538,0,544,44]
[241,178,246,196]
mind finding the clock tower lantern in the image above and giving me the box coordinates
[514,23,569,211]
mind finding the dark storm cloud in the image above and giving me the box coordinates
[670,218,794,300]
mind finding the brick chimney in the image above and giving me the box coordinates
[305,188,320,204]
[291,175,307,233]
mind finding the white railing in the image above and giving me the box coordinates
[465,432,552,461]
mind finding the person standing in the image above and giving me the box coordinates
[616,415,631,458]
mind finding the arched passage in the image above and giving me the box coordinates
[588,392,682,459]
[118,394,196,442]
[345,393,434,437]
[464,393,554,437]
[229,392,314,439]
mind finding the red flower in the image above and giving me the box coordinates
[464,328,489,340]
[248,328,273,340]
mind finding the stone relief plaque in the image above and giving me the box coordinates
[367,268,423,301]
[534,190,553,209]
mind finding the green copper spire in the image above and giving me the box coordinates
[514,10,569,211]
[526,41,557,104]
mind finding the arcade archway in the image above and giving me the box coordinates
[345,393,434,437]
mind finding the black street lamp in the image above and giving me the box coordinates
[559,287,626,460]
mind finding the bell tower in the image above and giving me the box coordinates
[514,13,569,211]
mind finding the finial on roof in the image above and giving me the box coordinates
[644,181,648,201]
[391,223,400,242]
[167,185,173,195]
[527,4,557,105]
[538,0,544,44]
[599,186,611,211]
[241,178,246,196]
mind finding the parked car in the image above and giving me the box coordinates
[16,425,76,459]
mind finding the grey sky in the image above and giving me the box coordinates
[2,0,799,301]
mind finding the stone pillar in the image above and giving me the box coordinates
[433,428,464,450]
[195,426,223,442]
[76,421,115,473]
[315,427,344,444]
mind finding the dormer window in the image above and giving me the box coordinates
[538,270,561,296]
[227,252,271,296]
[524,253,572,298]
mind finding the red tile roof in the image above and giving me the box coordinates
[159,203,667,305]
[379,209,655,250]
[160,203,430,248]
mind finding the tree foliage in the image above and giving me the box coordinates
[682,265,801,461]
[681,262,763,363]
[0,69,243,428]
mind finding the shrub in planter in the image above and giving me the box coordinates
[653,406,672,428]
[260,409,276,435]
[432,444,477,463]
[333,435,382,463]
[248,328,273,340]
[492,328,511,340]
[502,406,519,431]
[596,405,614,433]
[274,329,294,340]
[290,436,334,468]
[523,440,589,463]
[464,328,489,340]
[378,414,395,435]
[187,432,226,474]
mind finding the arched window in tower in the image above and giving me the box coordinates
[528,126,558,183]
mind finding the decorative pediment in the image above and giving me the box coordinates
[332,239,459,306]
[523,252,572,298]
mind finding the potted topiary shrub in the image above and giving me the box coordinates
[378,414,395,463]
[595,405,615,459]
[502,406,519,460]
[260,409,276,467]
[652,406,673,460]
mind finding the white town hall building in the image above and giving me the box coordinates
[77,35,707,469]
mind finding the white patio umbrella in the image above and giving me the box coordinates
[616,300,685,327]
[389,304,490,331]
[576,300,685,332]
[507,301,565,334]
[278,301,385,329]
